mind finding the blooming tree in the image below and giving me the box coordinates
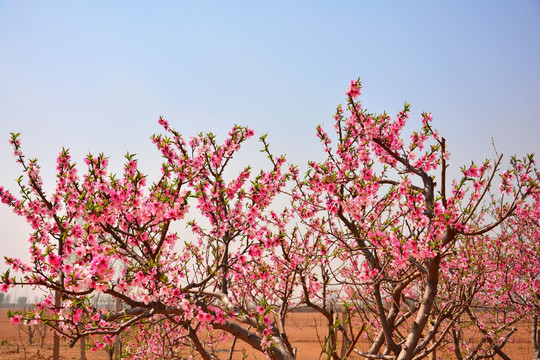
[433,182,540,360]
[1,121,298,359]
[481,189,540,360]
[288,80,539,359]
[1,80,538,360]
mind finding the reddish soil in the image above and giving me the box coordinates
[0,309,534,359]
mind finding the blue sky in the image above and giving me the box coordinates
[1,1,539,274]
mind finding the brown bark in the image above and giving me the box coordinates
[214,320,295,360]
[114,298,122,359]
[80,334,86,360]
[533,315,540,360]
[53,289,60,360]
[452,327,463,360]
[396,254,441,360]
[340,310,348,358]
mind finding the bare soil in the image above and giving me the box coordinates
[0,309,534,359]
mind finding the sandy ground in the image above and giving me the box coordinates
[0,309,534,359]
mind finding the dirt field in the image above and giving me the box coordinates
[0,309,534,359]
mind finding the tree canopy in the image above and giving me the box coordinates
[1,80,539,360]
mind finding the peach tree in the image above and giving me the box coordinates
[287,80,539,359]
[1,80,538,360]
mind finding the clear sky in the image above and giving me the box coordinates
[1,1,539,280]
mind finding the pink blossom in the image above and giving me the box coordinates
[73,308,83,323]
[10,315,22,325]
[346,80,361,99]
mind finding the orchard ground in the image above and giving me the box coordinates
[0,308,534,360]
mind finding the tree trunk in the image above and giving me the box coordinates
[114,298,122,359]
[533,315,540,360]
[27,325,34,345]
[53,289,60,360]
[80,335,86,360]
[214,320,295,360]
[430,331,436,360]
[340,310,348,358]
[396,255,441,360]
